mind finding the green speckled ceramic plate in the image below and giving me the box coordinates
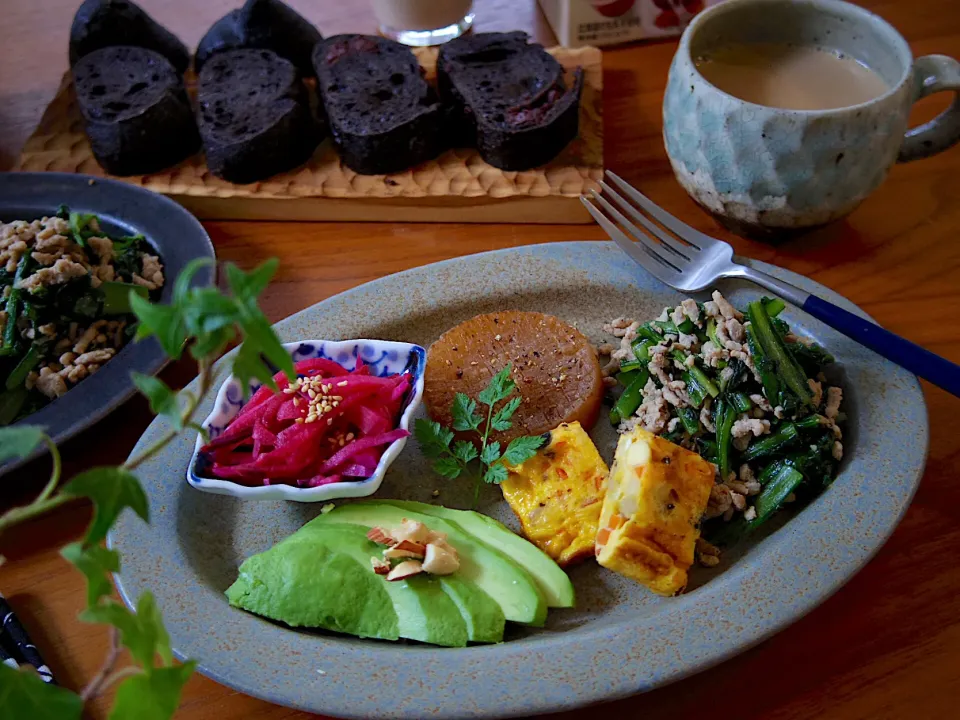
[109,242,928,719]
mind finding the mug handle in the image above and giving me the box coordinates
[898,54,960,162]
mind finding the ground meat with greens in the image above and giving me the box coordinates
[601,291,844,563]
[0,207,164,424]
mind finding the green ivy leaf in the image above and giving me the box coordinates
[62,467,149,546]
[131,374,182,431]
[452,440,478,465]
[489,396,522,432]
[186,422,210,443]
[0,663,82,720]
[130,294,187,359]
[81,594,172,668]
[225,259,278,305]
[477,366,515,407]
[179,289,238,338]
[187,326,235,362]
[451,393,481,432]
[0,426,46,463]
[108,662,196,720]
[172,258,214,304]
[479,441,501,466]
[234,309,295,388]
[231,340,278,396]
[482,463,508,485]
[432,456,463,479]
[413,419,454,459]
[61,542,120,606]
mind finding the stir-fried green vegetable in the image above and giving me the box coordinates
[747,300,813,406]
[606,292,843,549]
[0,208,163,425]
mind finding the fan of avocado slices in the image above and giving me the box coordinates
[226,500,574,647]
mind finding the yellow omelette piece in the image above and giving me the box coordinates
[501,422,608,567]
[595,427,714,596]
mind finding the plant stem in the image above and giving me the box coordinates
[0,494,72,535]
[80,626,121,702]
[99,665,142,693]
[35,436,62,503]
[0,435,66,533]
[472,400,496,509]
[124,359,212,472]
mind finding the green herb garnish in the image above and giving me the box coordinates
[414,365,544,507]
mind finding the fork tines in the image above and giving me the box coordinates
[580,171,715,286]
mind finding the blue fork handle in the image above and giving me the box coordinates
[803,295,960,397]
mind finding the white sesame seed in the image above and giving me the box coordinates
[337,381,348,387]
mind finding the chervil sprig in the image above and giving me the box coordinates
[414,365,543,506]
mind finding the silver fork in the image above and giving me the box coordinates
[582,171,960,398]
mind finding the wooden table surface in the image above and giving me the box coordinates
[1,1,959,718]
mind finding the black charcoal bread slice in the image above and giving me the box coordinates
[195,0,322,77]
[69,0,190,74]
[73,46,200,176]
[437,32,584,171]
[197,49,320,184]
[312,35,446,175]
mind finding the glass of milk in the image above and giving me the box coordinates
[371,0,474,46]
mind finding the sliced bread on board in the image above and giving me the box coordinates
[195,0,322,77]
[437,32,584,171]
[73,46,200,176]
[312,35,447,175]
[69,0,190,74]
[197,49,321,184]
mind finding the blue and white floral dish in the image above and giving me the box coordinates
[187,339,426,502]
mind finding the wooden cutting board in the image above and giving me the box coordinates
[15,46,603,223]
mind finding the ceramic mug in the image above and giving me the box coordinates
[662,0,960,237]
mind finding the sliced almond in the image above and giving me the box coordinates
[425,529,448,546]
[392,539,426,555]
[366,527,394,546]
[383,546,424,560]
[386,560,423,581]
[391,519,430,545]
[421,543,460,575]
[370,557,391,575]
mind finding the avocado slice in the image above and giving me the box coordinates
[226,530,400,641]
[306,524,505,643]
[438,575,505,644]
[288,523,505,647]
[227,523,470,647]
[381,500,575,609]
[310,502,548,626]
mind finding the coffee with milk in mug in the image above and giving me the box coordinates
[695,43,890,111]
[663,0,960,237]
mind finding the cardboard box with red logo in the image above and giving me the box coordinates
[537,0,728,47]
